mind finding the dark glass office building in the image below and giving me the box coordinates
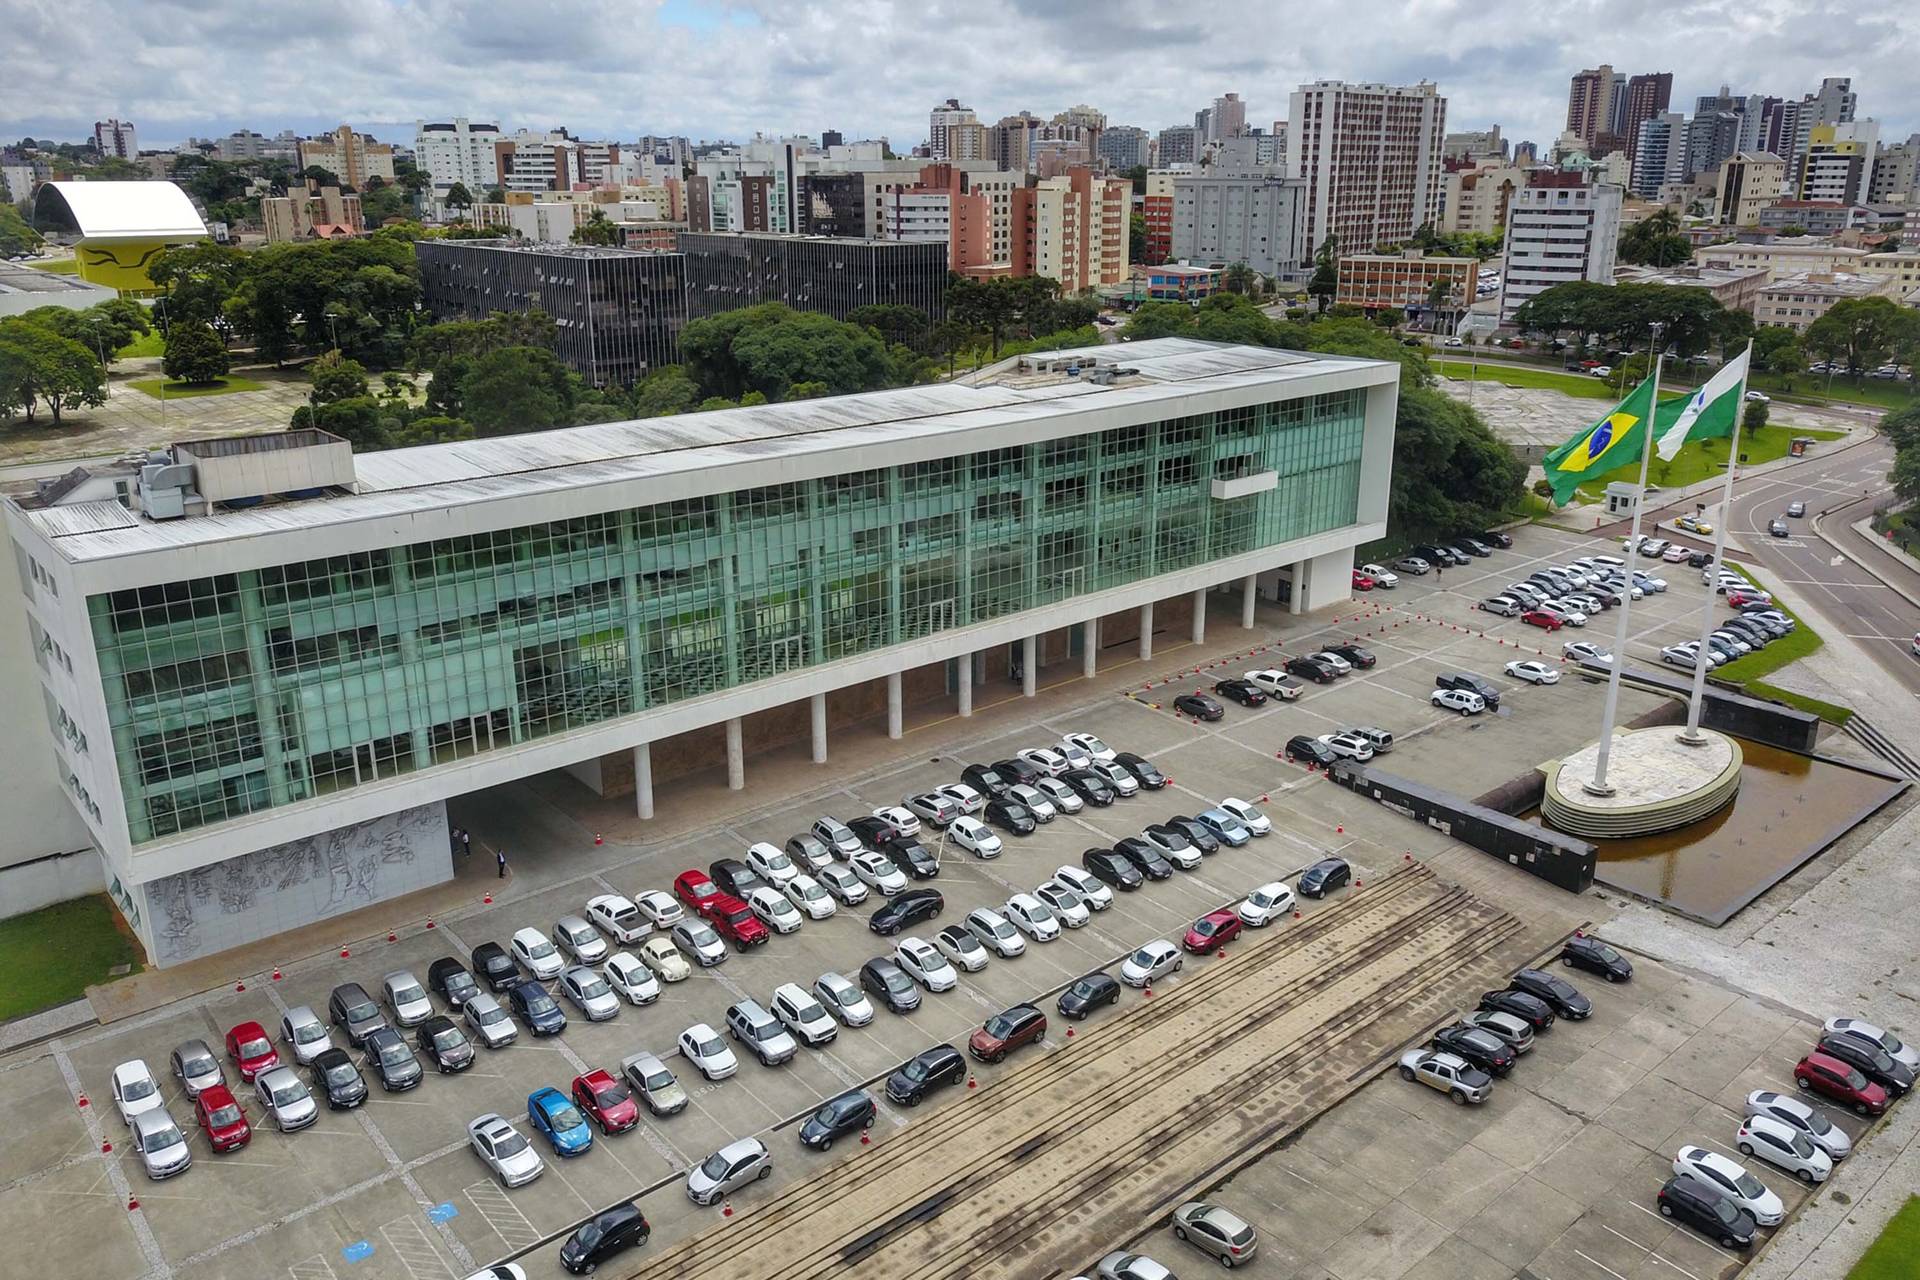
[677,232,948,322]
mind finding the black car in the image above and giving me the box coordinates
[1060,768,1116,806]
[1478,988,1555,1032]
[859,958,921,1014]
[560,1202,651,1275]
[1688,550,1715,568]
[1286,735,1339,766]
[1165,815,1220,853]
[709,857,765,899]
[1431,1022,1517,1076]
[1658,1176,1756,1250]
[1768,518,1789,537]
[1815,1033,1915,1094]
[509,980,569,1036]
[1509,968,1593,1020]
[1298,857,1351,898]
[798,1089,876,1150]
[1113,837,1176,880]
[848,815,901,851]
[885,1043,966,1105]
[1560,935,1633,982]
[1414,543,1465,567]
[1449,538,1492,558]
[415,1015,475,1073]
[870,888,944,936]
[1327,643,1375,669]
[1285,656,1337,684]
[1058,972,1122,1021]
[1473,530,1514,549]
[984,797,1037,834]
[471,942,519,993]
[360,1027,423,1092]
[885,836,941,879]
[308,1048,368,1109]
[1174,692,1225,721]
[993,757,1044,787]
[1112,751,1166,789]
[1082,847,1145,890]
[427,957,481,1009]
[1435,672,1500,709]
[960,763,1012,798]
[1213,679,1267,707]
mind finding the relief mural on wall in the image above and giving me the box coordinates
[145,802,449,964]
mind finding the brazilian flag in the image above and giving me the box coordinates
[1541,376,1656,506]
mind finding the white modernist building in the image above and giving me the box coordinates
[3,340,1397,965]
[413,117,503,200]
[1499,177,1623,323]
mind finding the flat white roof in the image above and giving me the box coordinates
[12,339,1396,567]
[35,181,207,242]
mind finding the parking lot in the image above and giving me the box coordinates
[0,522,1864,1280]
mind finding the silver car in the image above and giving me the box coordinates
[1173,1200,1259,1266]
[559,965,621,1022]
[278,1006,334,1066]
[469,1113,544,1188]
[463,992,518,1048]
[687,1136,770,1206]
[131,1109,192,1180]
[1096,1251,1177,1280]
[671,920,728,967]
[382,970,434,1027]
[814,971,875,1027]
[254,1065,318,1132]
[725,1000,797,1067]
[554,914,608,964]
[170,1038,223,1098]
[620,1051,688,1117]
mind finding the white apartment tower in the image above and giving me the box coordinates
[928,99,980,162]
[413,118,505,199]
[1287,81,1447,254]
[1499,174,1623,323]
[93,118,137,160]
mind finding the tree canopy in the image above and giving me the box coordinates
[0,317,105,426]
[162,322,231,385]
[1509,280,1750,358]
[1618,209,1693,268]
[1803,296,1919,374]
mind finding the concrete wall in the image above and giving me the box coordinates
[0,542,93,882]
[1585,663,1822,754]
[0,848,107,918]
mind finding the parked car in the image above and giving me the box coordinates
[1298,857,1351,898]
[816,863,869,907]
[131,1109,192,1181]
[528,1086,594,1157]
[1112,838,1175,881]
[1657,1175,1756,1250]
[965,906,1029,956]
[1745,1089,1852,1161]
[1058,972,1122,1021]
[1004,892,1063,939]
[1318,730,1375,760]
[1213,677,1267,707]
[1244,669,1303,700]
[308,1047,371,1108]
[1061,767,1117,806]
[1120,940,1182,987]
[586,893,650,944]
[1183,908,1242,954]
[1395,556,1431,575]
[746,885,804,934]
[1673,1146,1783,1225]
[1357,563,1399,588]
[360,1027,424,1091]
[253,1065,318,1132]
[1463,1009,1535,1055]
[110,1060,165,1128]
[560,1202,649,1275]
[709,857,766,901]
[1736,1113,1832,1184]
[870,887,943,936]
[949,815,1002,857]
[1398,1049,1492,1104]
[558,966,621,1022]
[278,1005,335,1066]
[427,959,481,1012]
[811,816,863,857]
[984,797,1038,834]
[1795,1051,1889,1115]
[637,935,694,982]
[1509,968,1593,1019]
[327,984,388,1047]
[224,1021,280,1081]
[416,1015,477,1072]
[886,1043,966,1106]
[969,1004,1046,1063]
[1823,1017,1920,1072]
[1431,1022,1517,1076]
[1285,735,1339,766]
[620,1051,689,1117]
[744,841,801,887]
[1238,881,1296,927]
[510,927,565,980]
[554,915,608,964]
[462,992,519,1049]
[471,941,520,992]
[1034,879,1091,927]
[1436,672,1500,707]
[194,1083,252,1153]
[508,981,568,1037]
[770,983,839,1047]
[894,937,959,991]
[469,1113,544,1188]
[1478,988,1555,1032]
[799,1089,877,1151]
[1173,692,1224,721]
[935,924,991,971]
[1815,1032,1915,1094]
[850,849,908,896]
[859,957,921,1014]
[1559,934,1633,981]
[814,972,876,1027]
[677,1023,737,1081]
[784,834,835,874]
[1505,659,1559,685]
[725,1000,797,1067]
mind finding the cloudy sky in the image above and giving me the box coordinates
[5,0,1915,152]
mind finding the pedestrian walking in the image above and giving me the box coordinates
[1435,562,1444,580]
[496,847,507,879]
[460,829,471,859]
[450,826,462,855]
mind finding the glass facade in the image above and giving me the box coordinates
[678,232,949,322]
[87,390,1364,842]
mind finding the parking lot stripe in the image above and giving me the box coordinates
[462,1178,542,1251]
[1650,1253,1703,1280]
[379,1214,456,1279]
[50,1038,172,1279]
[1575,1248,1629,1280]
[287,1254,339,1280]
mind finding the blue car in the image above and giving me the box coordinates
[509,981,568,1036]
[1195,808,1251,848]
[527,1086,593,1156]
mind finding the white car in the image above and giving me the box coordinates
[634,889,684,928]
[1745,1089,1852,1161]
[1120,940,1183,987]
[1034,880,1091,928]
[1357,562,1399,588]
[1663,544,1692,563]
[813,972,876,1027]
[903,792,960,827]
[1008,783,1057,820]
[678,1023,738,1081]
[383,969,434,1026]
[111,1059,164,1128]
[511,927,565,979]
[850,850,907,895]
[782,873,837,920]
[670,920,728,967]
[554,915,608,964]
[894,937,958,991]
[638,935,693,982]
[469,1114,543,1189]
[604,952,660,1005]
[1823,1017,1920,1071]
[1245,668,1303,699]
[817,863,869,906]
[1310,651,1353,676]
[1238,882,1296,927]
[1217,797,1271,835]
[1090,761,1140,797]
[1541,599,1588,626]
[746,886,803,934]
[1056,739,1094,771]
[965,906,1027,957]
[687,1137,769,1207]
[1661,642,1718,670]
[1034,776,1083,814]
[872,804,922,837]
[1005,893,1061,941]
[1317,731,1374,761]
[559,965,620,1021]
[1562,641,1612,664]
[1097,1252,1178,1280]
[279,1005,335,1065]
[1505,660,1559,685]
[935,924,990,971]
[1063,732,1117,763]
[1017,746,1070,777]
[1673,1146,1783,1225]
[586,893,650,944]
[1052,865,1114,910]
[745,841,799,887]
[769,983,838,1047]
[948,816,1002,858]
[933,782,985,816]
[1737,1113,1832,1184]
[1431,688,1486,715]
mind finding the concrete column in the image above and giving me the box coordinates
[725,717,744,790]
[1191,588,1207,644]
[1289,563,1306,616]
[810,694,827,764]
[958,658,974,717]
[1242,573,1258,629]
[887,672,903,739]
[1138,603,1154,661]
[633,743,654,820]
[1082,618,1098,678]
[1022,636,1037,697]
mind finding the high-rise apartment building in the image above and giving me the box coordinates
[1443,126,1506,165]
[1158,125,1201,165]
[1287,81,1446,254]
[93,118,137,160]
[1208,94,1248,141]
[414,118,504,200]
[1868,134,1920,205]
[1686,111,1743,178]
[1787,77,1857,179]
[1715,152,1787,226]
[296,125,397,190]
[1441,166,1526,235]
[928,99,980,162]
[1012,168,1129,293]
[989,113,1039,172]
[1620,73,1674,155]
[1630,112,1688,198]
[261,182,363,242]
[1142,170,1175,265]
[1170,170,1308,279]
[1099,126,1150,172]
[1799,121,1879,205]
[1499,171,1622,322]
[1565,67,1617,146]
[880,164,1022,275]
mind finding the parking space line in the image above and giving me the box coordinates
[1280,1166,1317,1187]
[1575,1249,1629,1280]
[379,1214,456,1280]
[288,1254,340,1280]
[50,1038,172,1279]
[462,1178,542,1251]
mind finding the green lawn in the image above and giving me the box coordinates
[1707,560,1826,687]
[127,375,270,400]
[117,329,165,359]
[1572,424,1846,500]
[26,256,78,275]
[1435,360,1622,400]
[1744,680,1854,726]
[1848,1196,1920,1280]
[1439,351,1920,412]
[0,894,141,1021]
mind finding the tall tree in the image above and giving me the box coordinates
[1129,212,1148,264]
[571,209,622,246]
[0,319,105,425]
[1307,235,1341,314]
[1804,296,1914,374]
[445,182,474,215]
[162,322,231,384]
[1618,208,1692,267]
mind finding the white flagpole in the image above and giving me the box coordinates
[1586,321,1666,797]
[1680,339,1754,742]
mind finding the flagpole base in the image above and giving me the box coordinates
[1580,779,1617,798]
[1676,728,1711,746]
[1544,727,1742,839]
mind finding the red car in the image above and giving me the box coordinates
[703,893,771,947]
[1521,609,1563,631]
[571,1069,639,1135]
[673,870,724,914]
[968,1004,1047,1063]
[1796,1051,1889,1116]
[193,1083,252,1152]
[1351,570,1375,591]
[1727,590,1771,609]
[1183,908,1242,954]
[225,1020,280,1081]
